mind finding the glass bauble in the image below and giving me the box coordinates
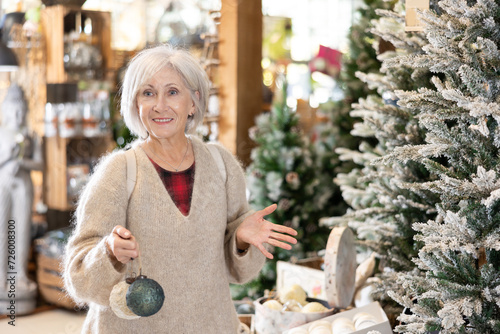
[126,275,165,317]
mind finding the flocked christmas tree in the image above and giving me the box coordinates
[321,0,441,318]
[380,0,500,332]
[234,80,338,299]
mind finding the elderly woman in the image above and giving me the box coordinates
[63,44,297,333]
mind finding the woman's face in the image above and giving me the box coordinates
[136,66,195,141]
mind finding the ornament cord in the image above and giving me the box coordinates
[127,254,143,279]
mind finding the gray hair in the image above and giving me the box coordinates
[119,44,209,139]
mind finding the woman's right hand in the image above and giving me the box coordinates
[105,225,140,264]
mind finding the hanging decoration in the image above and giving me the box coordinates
[308,45,342,78]
[110,281,141,320]
[109,256,165,319]
[126,273,165,317]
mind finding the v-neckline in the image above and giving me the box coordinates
[138,138,199,219]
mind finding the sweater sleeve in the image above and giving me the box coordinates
[212,144,266,284]
[63,151,129,307]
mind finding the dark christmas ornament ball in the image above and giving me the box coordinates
[126,275,165,317]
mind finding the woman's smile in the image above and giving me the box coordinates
[152,117,174,123]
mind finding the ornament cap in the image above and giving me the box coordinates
[125,268,147,284]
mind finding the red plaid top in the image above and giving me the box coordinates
[149,158,195,216]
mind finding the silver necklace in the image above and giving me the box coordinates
[145,138,190,172]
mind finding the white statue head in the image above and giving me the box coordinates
[1,84,28,131]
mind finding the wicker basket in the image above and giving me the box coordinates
[238,314,255,334]
[36,252,77,310]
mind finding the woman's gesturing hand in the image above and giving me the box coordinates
[105,225,140,264]
[236,204,298,259]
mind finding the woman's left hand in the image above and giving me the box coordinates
[235,204,298,259]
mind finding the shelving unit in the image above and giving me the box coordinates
[40,5,115,213]
[41,5,112,84]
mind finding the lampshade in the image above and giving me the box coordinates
[0,12,21,72]
[0,39,18,71]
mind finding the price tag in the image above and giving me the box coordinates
[405,0,430,32]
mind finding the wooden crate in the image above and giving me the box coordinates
[238,314,255,334]
[36,252,77,310]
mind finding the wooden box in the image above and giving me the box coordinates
[276,258,326,301]
[238,314,255,334]
[282,301,392,334]
[36,251,76,310]
[253,296,334,334]
[260,227,359,333]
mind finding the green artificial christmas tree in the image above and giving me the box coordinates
[310,100,357,220]
[310,0,397,223]
[234,81,337,299]
[381,1,500,332]
[321,1,440,318]
[337,0,396,106]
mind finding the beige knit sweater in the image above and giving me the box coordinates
[63,136,266,333]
